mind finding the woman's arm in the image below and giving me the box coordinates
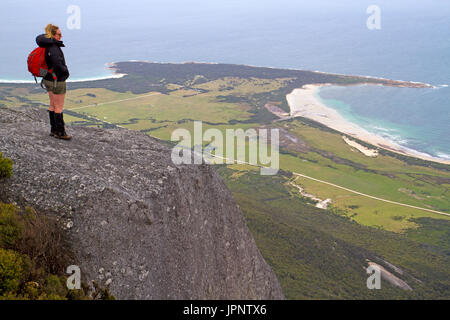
[47,46,69,80]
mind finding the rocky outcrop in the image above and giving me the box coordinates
[367,262,412,291]
[0,106,284,300]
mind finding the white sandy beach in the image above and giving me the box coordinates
[342,136,379,157]
[286,84,450,165]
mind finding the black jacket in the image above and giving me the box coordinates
[36,34,70,82]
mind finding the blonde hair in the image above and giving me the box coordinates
[45,24,60,38]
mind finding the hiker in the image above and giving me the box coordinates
[36,24,71,140]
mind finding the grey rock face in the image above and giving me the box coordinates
[0,106,284,300]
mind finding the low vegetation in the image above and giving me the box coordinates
[0,153,113,300]
[217,164,450,299]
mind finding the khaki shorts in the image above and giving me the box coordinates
[43,79,66,95]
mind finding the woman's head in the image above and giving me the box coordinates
[45,24,62,41]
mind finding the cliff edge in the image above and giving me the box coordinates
[0,106,284,300]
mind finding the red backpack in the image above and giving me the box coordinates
[27,47,57,88]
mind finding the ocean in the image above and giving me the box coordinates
[1,0,449,159]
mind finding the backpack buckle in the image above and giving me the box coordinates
[52,73,57,88]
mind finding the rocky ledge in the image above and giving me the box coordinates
[0,106,284,300]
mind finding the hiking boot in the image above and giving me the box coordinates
[48,110,57,136]
[55,129,72,140]
[54,112,72,140]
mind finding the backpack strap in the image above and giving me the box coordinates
[52,72,57,88]
[38,72,58,91]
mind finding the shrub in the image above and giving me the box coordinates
[0,160,112,299]
[0,153,13,179]
[14,207,72,275]
[38,275,68,300]
[0,248,30,296]
[92,281,115,300]
[0,204,73,299]
[0,203,24,248]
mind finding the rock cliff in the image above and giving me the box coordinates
[0,106,284,300]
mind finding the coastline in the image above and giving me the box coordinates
[1,59,433,88]
[1,59,446,165]
[286,84,450,165]
[0,62,127,84]
[310,70,435,89]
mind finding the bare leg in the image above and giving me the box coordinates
[53,93,65,113]
[48,91,55,111]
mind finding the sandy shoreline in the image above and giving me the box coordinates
[286,84,450,165]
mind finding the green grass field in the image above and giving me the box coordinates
[3,77,449,233]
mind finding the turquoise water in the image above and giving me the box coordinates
[0,0,449,159]
[316,85,450,160]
